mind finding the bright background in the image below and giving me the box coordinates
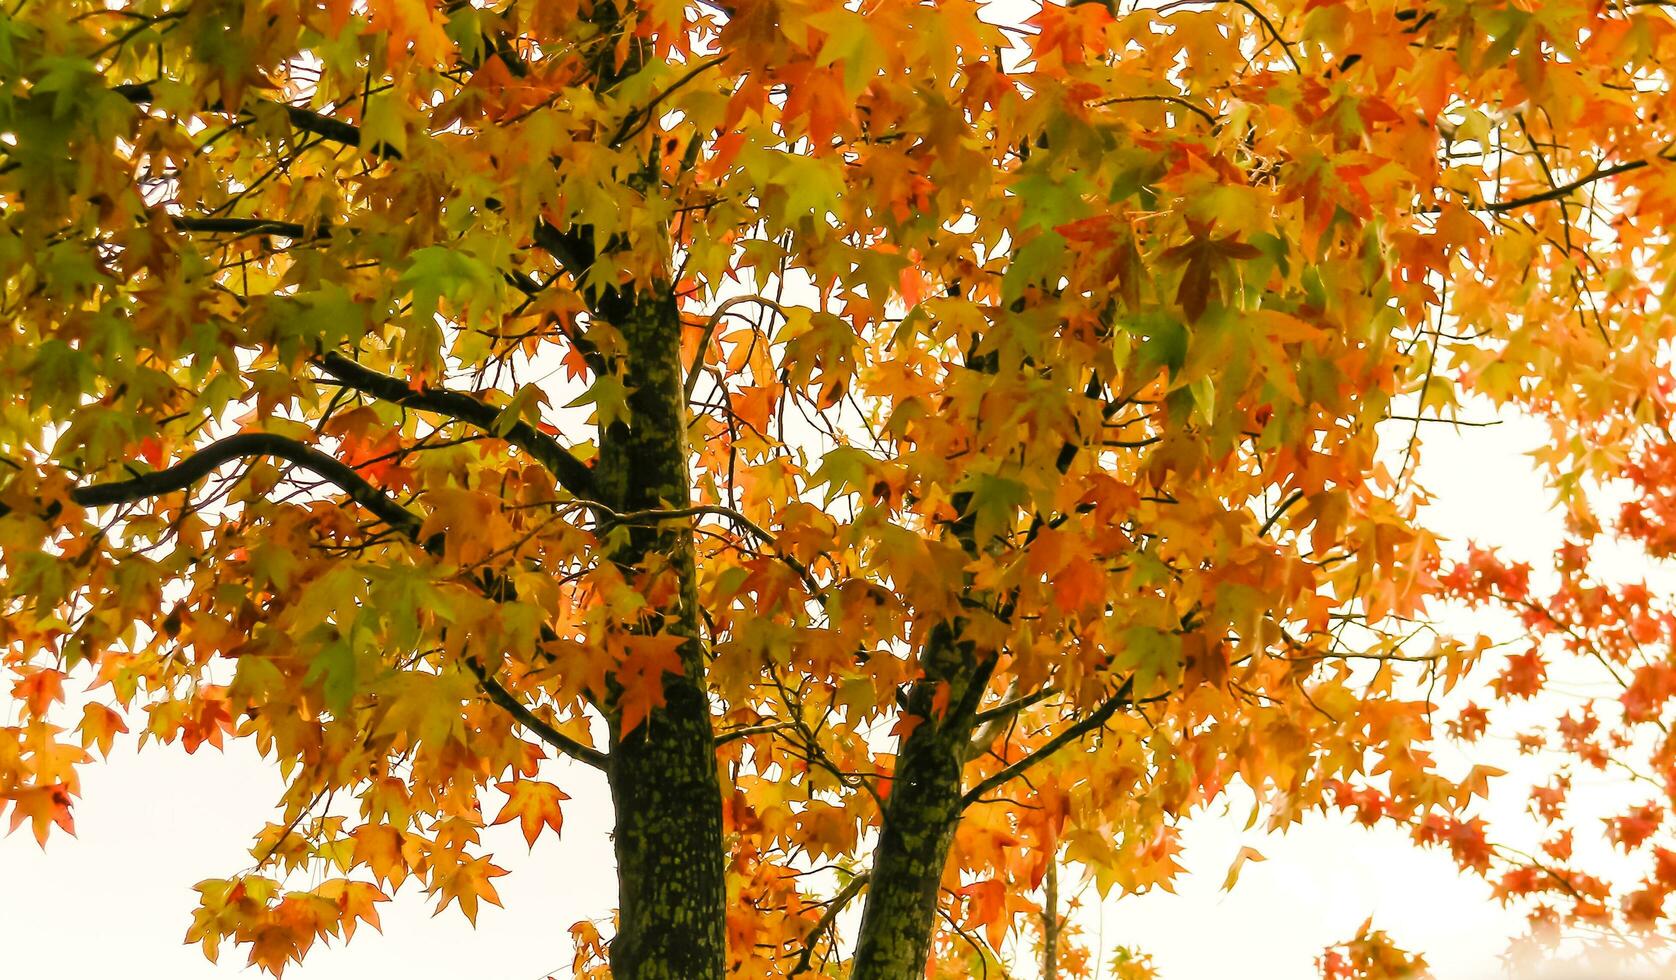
[4,1,1664,974]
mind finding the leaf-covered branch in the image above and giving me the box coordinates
[113,82,398,158]
[0,431,418,532]
[961,678,1135,808]
[314,352,596,498]
[0,431,605,769]
[787,872,871,976]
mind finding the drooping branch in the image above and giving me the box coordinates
[684,295,788,400]
[0,431,607,770]
[463,658,609,769]
[960,677,1135,808]
[314,352,597,499]
[0,431,420,532]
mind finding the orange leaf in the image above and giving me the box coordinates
[493,779,571,847]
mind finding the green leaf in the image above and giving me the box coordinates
[305,626,364,717]
[493,385,548,437]
[1127,315,1189,380]
[565,376,632,429]
[959,471,1030,545]
[811,446,876,502]
[1114,626,1182,696]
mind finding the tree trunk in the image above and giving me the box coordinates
[596,288,727,980]
[850,623,983,979]
[849,710,963,979]
[1042,858,1060,980]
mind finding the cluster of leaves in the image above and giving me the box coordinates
[1,0,1674,976]
[1433,528,1676,966]
[1317,919,1430,980]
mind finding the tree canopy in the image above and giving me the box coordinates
[3,0,1676,977]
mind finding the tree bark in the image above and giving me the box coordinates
[596,288,727,980]
[1042,858,1060,980]
[850,623,984,979]
[849,711,963,979]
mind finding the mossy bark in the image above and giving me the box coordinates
[595,287,727,980]
[848,711,964,979]
[1042,857,1060,979]
[851,623,984,980]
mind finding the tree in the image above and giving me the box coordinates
[2,0,1673,977]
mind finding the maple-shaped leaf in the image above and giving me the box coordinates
[77,702,128,757]
[3,782,75,846]
[314,879,389,941]
[428,854,508,925]
[12,667,65,715]
[613,634,687,735]
[349,824,412,890]
[1159,224,1263,323]
[493,779,571,847]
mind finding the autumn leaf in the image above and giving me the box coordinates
[1221,846,1266,891]
[77,702,128,757]
[613,634,687,735]
[428,854,508,925]
[493,779,571,847]
[2,783,75,846]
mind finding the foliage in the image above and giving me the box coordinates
[1317,920,1430,980]
[2,0,1674,976]
[1433,476,1676,966]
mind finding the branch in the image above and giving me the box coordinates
[1481,158,1654,213]
[972,685,1059,726]
[965,680,1024,763]
[595,502,776,541]
[576,500,822,594]
[1154,0,1301,72]
[1257,489,1304,538]
[314,352,596,498]
[113,82,399,159]
[117,79,608,294]
[611,55,730,147]
[714,720,793,746]
[685,295,787,400]
[960,678,1134,808]
[530,219,600,296]
[462,658,609,769]
[0,432,607,770]
[1097,95,1218,127]
[0,432,419,533]
[173,216,317,239]
[788,872,871,976]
